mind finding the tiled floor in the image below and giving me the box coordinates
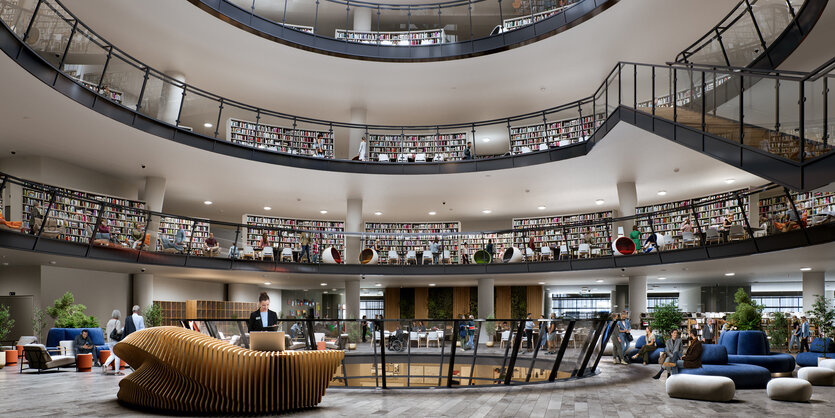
[1,360,833,417]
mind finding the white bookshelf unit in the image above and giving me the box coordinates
[512,211,613,256]
[368,132,468,162]
[244,215,345,253]
[157,216,211,254]
[634,189,749,242]
[335,28,445,45]
[364,222,461,263]
[461,232,513,261]
[283,23,314,34]
[510,114,604,154]
[226,118,334,158]
[758,191,835,225]
[502,4,577,31]
[22,186,145,244]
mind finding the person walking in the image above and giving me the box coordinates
[618,311,631,359]
[103,309,124,375]
[299,232,311,263]
[789,316,800,353]
[703,319,715,344]
[361,315,368,343]
[524,313,535,352]
[610,313,626,365]
[800,316,810,353]
[466,315,476,350]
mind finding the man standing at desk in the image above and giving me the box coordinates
[248,292,278,331]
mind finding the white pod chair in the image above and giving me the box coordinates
[502,247,523,263]
[359,248,379,265]
[322,247,342,264]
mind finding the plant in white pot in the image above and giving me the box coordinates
[0,304,16,369]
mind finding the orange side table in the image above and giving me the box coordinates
[16,345,24,362]
[98,350,126,369]
[316,341,327,351]
[5,350,17,365]
[76,353,93,372]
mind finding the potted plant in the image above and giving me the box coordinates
[46,292,98,328]
[0,304,15,369]
[727,288,764,331]
[766,312,790,352]
[650,302,683,339]
[484,314,497,347]
[142,302,163,327]
[809,294,835,361]
[33,307,47,343]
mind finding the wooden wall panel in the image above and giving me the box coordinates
[527,285,543,318]
[452,287,470,318]
[495,286,511,319]
[185,300,197,319]
[414,287,428,319]
[384,288,400,330]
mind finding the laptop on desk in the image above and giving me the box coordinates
[250,331,286,352]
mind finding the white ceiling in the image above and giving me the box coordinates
[60,0,736,126]
[0,48,765,225]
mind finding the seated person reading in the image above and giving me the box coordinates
[73,329,98,365]
[160,227,186,252]
[202,232,220,256]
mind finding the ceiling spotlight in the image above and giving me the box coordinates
[482,209,492,214]
[203,200,213,205]
[538,282,546,285]
[332,288,337,291]
[537,205,546,210]
[263,206,271,211]
[203,122,213,128]
[375,283,382,287]
[595,279,604,283]
[725,272,735,276]
[428,211,437,216]
[374,211,383,216]
[800,267,812,271]
[482,137,491,143]
[323,291,328,294]
[595,199,605,205]
[428,283,436,287]
[49,261,57,265]
[657,190,667,196]
[658,277,667,280]
[263,282,271,285]
[320,283,327,286]
[320,210,328,214]
[724,178,736,184]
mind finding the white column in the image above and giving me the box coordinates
[353,7,372,31]
[628,276,647,325]
[158,72,185,126]
[345,279,360,319]
[802,271,825,314]
[477,278,494,319]
[348,106,367,160]
[142,176,166,251]
[678,285,702,313]
[616,181,637,234]
[132,273,154,311]
[345,198,363,264]
[611,285,628,312]
[747,192,760,228]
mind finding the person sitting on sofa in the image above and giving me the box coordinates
[202,233,220,256]
[160,226,186,252]
[642,233,658,253]
[653,329,682,379]
[94,220,120,245]
[670,329,702,375]
[631,326,659,365]
[73,329,99,365]
[130,224,149,249]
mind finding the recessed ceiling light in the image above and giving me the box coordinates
[482,209,492,214]
[657,190,667,196]
[320,210,328,214]
[483,137,491,143]
[203,122,213,128]
[428,211,437,216]
[724,178,736,184]
[263,206,271,211]
[320,283,327,286]
[49,261,56,265]
[332,288,337,291]
[800,267,812,271]
[658,277,666,280]
[203,200,212,205]
[375,283,382,287]
[323,291,328,294]
[595,199,605,205]
[725,272,735,276]
[429,283,436,287]
[595,279,604,283]
[374,211,382,216]
[537,205,546,210]
[263,282,271,285]
[538,282,545,285]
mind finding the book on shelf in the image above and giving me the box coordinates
[512,211,612,255]
[634,189,749,239]
[509,114,605,154]
[244,214,345,251]
[226,118,334,158]
[157,217,211,254]
[364,221,461,262]
[334,28,445,45]
[368,132,468,162]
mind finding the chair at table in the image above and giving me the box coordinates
[406,251,417,265]
[540,246,553,261]
[415,153,427,162]
[397,154,408,162]
[728,224,746,241]
[280,247,293,262]
[433,153,444,162]
[387,250,399,264]
[682,231,697,247]
[427,331,440,347]
[421,250,433,265]
[241,246,256,260]
[558,139,571,147]
[577,243,591,258]
[261,246,274,261]
[705,228,721,245]
[538,143,549,151]
[378,154,390,162]
[418,332,427,347]
[558,245,570,260]
[500,331,511,348]
[525,247,535,261]
[520,146,532,154]
[410,332,419,347]
[441,250,451,264]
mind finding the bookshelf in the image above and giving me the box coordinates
[244,215,344,252]
[635,189,749,243]
[461,232,513,261]
[226,118,334,158]
[283,23,314,34]
[156,301,186,327]
[512,211,612,256]
[637,74,732,109]
[22,186,145,244]
[335,28,445,45]
[368,132,468,162]
[157,216,211,254]
[364,222,461,263]
[510,114,604,154]
[185,300,258,320]
[758,190,835,224]
[502,4,577,31]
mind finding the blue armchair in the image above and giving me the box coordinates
[678,343,772,389]
[717,330,795,373]
[796,338,835,367]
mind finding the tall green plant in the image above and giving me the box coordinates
[483,313,497,338]
[767,312,790,350]
[510,286,527,319]
[427,288,452,319]
[650,302,683,339]
[809,294,835,356]
[142,302,163,327]
[728,288,764,331]
[0,304,15,343]
[32,307,47,343]
[45,292,98,328]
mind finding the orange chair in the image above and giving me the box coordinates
[0,211,22,230]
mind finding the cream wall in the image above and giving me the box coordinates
[0,156,140,200]
[39,265,131,328]
[0,265,42,308]
[152,276,226,302]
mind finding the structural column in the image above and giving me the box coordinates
[142,176,166,251]
[158,72,185,126]
[132,273,154,311]
[477,278,494,319]
[616,181,637,237]
[611,285,628,313]
[627,276,647,325]
[802,271,825,314]
[348,106,367,160]
[353,6,372,31]
[345,198,363,264]
[345,279,360,319]
[677,285,702,313]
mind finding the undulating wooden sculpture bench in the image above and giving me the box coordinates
[113,326,344,414]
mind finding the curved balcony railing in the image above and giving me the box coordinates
[176,318,611,389]
[190,0,616,61]
[3,171,835,276]
[0,0,832,185]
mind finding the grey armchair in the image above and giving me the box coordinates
[21,344,75,373]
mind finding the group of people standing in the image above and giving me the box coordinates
[789,315,812,353]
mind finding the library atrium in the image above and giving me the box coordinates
[0,0,835,416]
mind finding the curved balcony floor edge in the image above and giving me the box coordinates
[189,0,619,62]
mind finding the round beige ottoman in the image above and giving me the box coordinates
[798,367,835,386]
[766,378,812,402]
[666,374,735,402]
[819,359,835,371]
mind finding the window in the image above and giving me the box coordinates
[647,294,679,312]
[550,293,610,319]
[752,292,802,313]
[360,297,384,319]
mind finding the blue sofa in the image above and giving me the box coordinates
[678,344,772,389]
[796,338,835,367]
[626,335,665,363]
[717,330,795,373]
[46,327,108,358]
